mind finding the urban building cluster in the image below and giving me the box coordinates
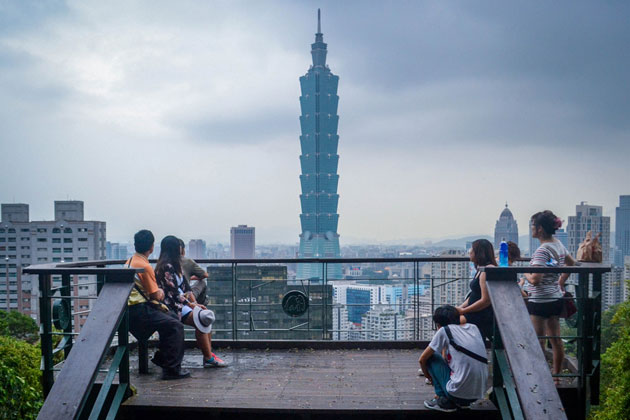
[0,201,105,327]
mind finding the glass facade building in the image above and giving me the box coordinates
[297,10,342,280]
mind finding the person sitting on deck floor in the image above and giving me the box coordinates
[419,305,488,412]
[156,235,228,368]
[126,230,189,380]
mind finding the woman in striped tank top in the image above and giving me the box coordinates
[523,210,576,382]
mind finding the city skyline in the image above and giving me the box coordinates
[1,2,629,245]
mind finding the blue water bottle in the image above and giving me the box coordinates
[499,239,508,267]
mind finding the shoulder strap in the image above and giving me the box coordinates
[127,256,151,301]
[540,242,561,263]
[444,325,488,364]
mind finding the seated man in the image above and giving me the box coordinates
[419,305,488,412]
[178,238,209,305]
[127,230,189,380]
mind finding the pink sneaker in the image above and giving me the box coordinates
[203,353,229,368]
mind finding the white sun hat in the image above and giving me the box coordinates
[192,306,214,334]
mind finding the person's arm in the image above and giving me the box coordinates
[141,266,164,301]
[458,297,470,309]
[558,253,576,291]
[459,272,491,314]
[525,272,544,285]
[419,346,435,383]
[525,247,549,286]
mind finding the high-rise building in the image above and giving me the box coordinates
[188,239,207,260]
[494,203,519,249]
[430,250,470,307]
[567,202,610,262]
[567,202,612,307]
[297,10,342,281]
[615,195,630,267]
[605,267,626,310]
[624,256,630,302]
[230,225,255,259]
[106,242,129,260]
[360,308,412,341]
[1,201,106,325]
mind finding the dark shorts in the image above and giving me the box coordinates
[527,298,564,318]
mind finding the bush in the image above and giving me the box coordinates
[594,300,630,420]
[0,336,42,419]
[0,310,39,343]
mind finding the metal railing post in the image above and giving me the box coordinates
[413,261,418,341]
[39,273,54,397]
[232,263,237,341]
[61,273,73,358]
[591,272,602,405]
[576,272,589,420]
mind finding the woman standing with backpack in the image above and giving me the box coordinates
[524,210,576,383]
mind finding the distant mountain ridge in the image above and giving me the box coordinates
[431,235,493,249]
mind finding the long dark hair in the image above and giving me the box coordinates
[155,235,182,277]
[471,239,497,268]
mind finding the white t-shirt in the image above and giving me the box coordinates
[428,323,488,400]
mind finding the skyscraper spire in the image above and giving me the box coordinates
[317,8,321,34]
[311,9,327,67]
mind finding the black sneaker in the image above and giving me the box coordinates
[161,367,191,380]
[424,397,457,413]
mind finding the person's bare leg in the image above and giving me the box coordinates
[530,315,546,349]
[183,316,212,359]
[546,316,564,380]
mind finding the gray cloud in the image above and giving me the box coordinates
[0,1,628,243]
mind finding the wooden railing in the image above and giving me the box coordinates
[482,264,610,420]
[23,264,141,420]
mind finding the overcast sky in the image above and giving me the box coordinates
[1,1,628,244]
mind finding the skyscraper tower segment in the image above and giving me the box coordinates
[297,10,342,281]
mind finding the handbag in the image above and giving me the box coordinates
[560,291,577,319]
[577,231,603,263]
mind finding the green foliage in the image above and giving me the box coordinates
[0,310,39,343]
[594,299,630,420]
[0,336,43,419]
[600,304,620,353]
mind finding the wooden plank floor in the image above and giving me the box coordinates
[121,348,498,418]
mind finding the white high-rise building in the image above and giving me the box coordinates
[1,201,106,326]
[430,250,470,307]
[360,308,412,341]
[188,239,207,260]
[331,304,350,340]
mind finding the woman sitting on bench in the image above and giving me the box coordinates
[155,235,228,368]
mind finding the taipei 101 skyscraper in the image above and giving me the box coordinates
[297,10,342,280]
